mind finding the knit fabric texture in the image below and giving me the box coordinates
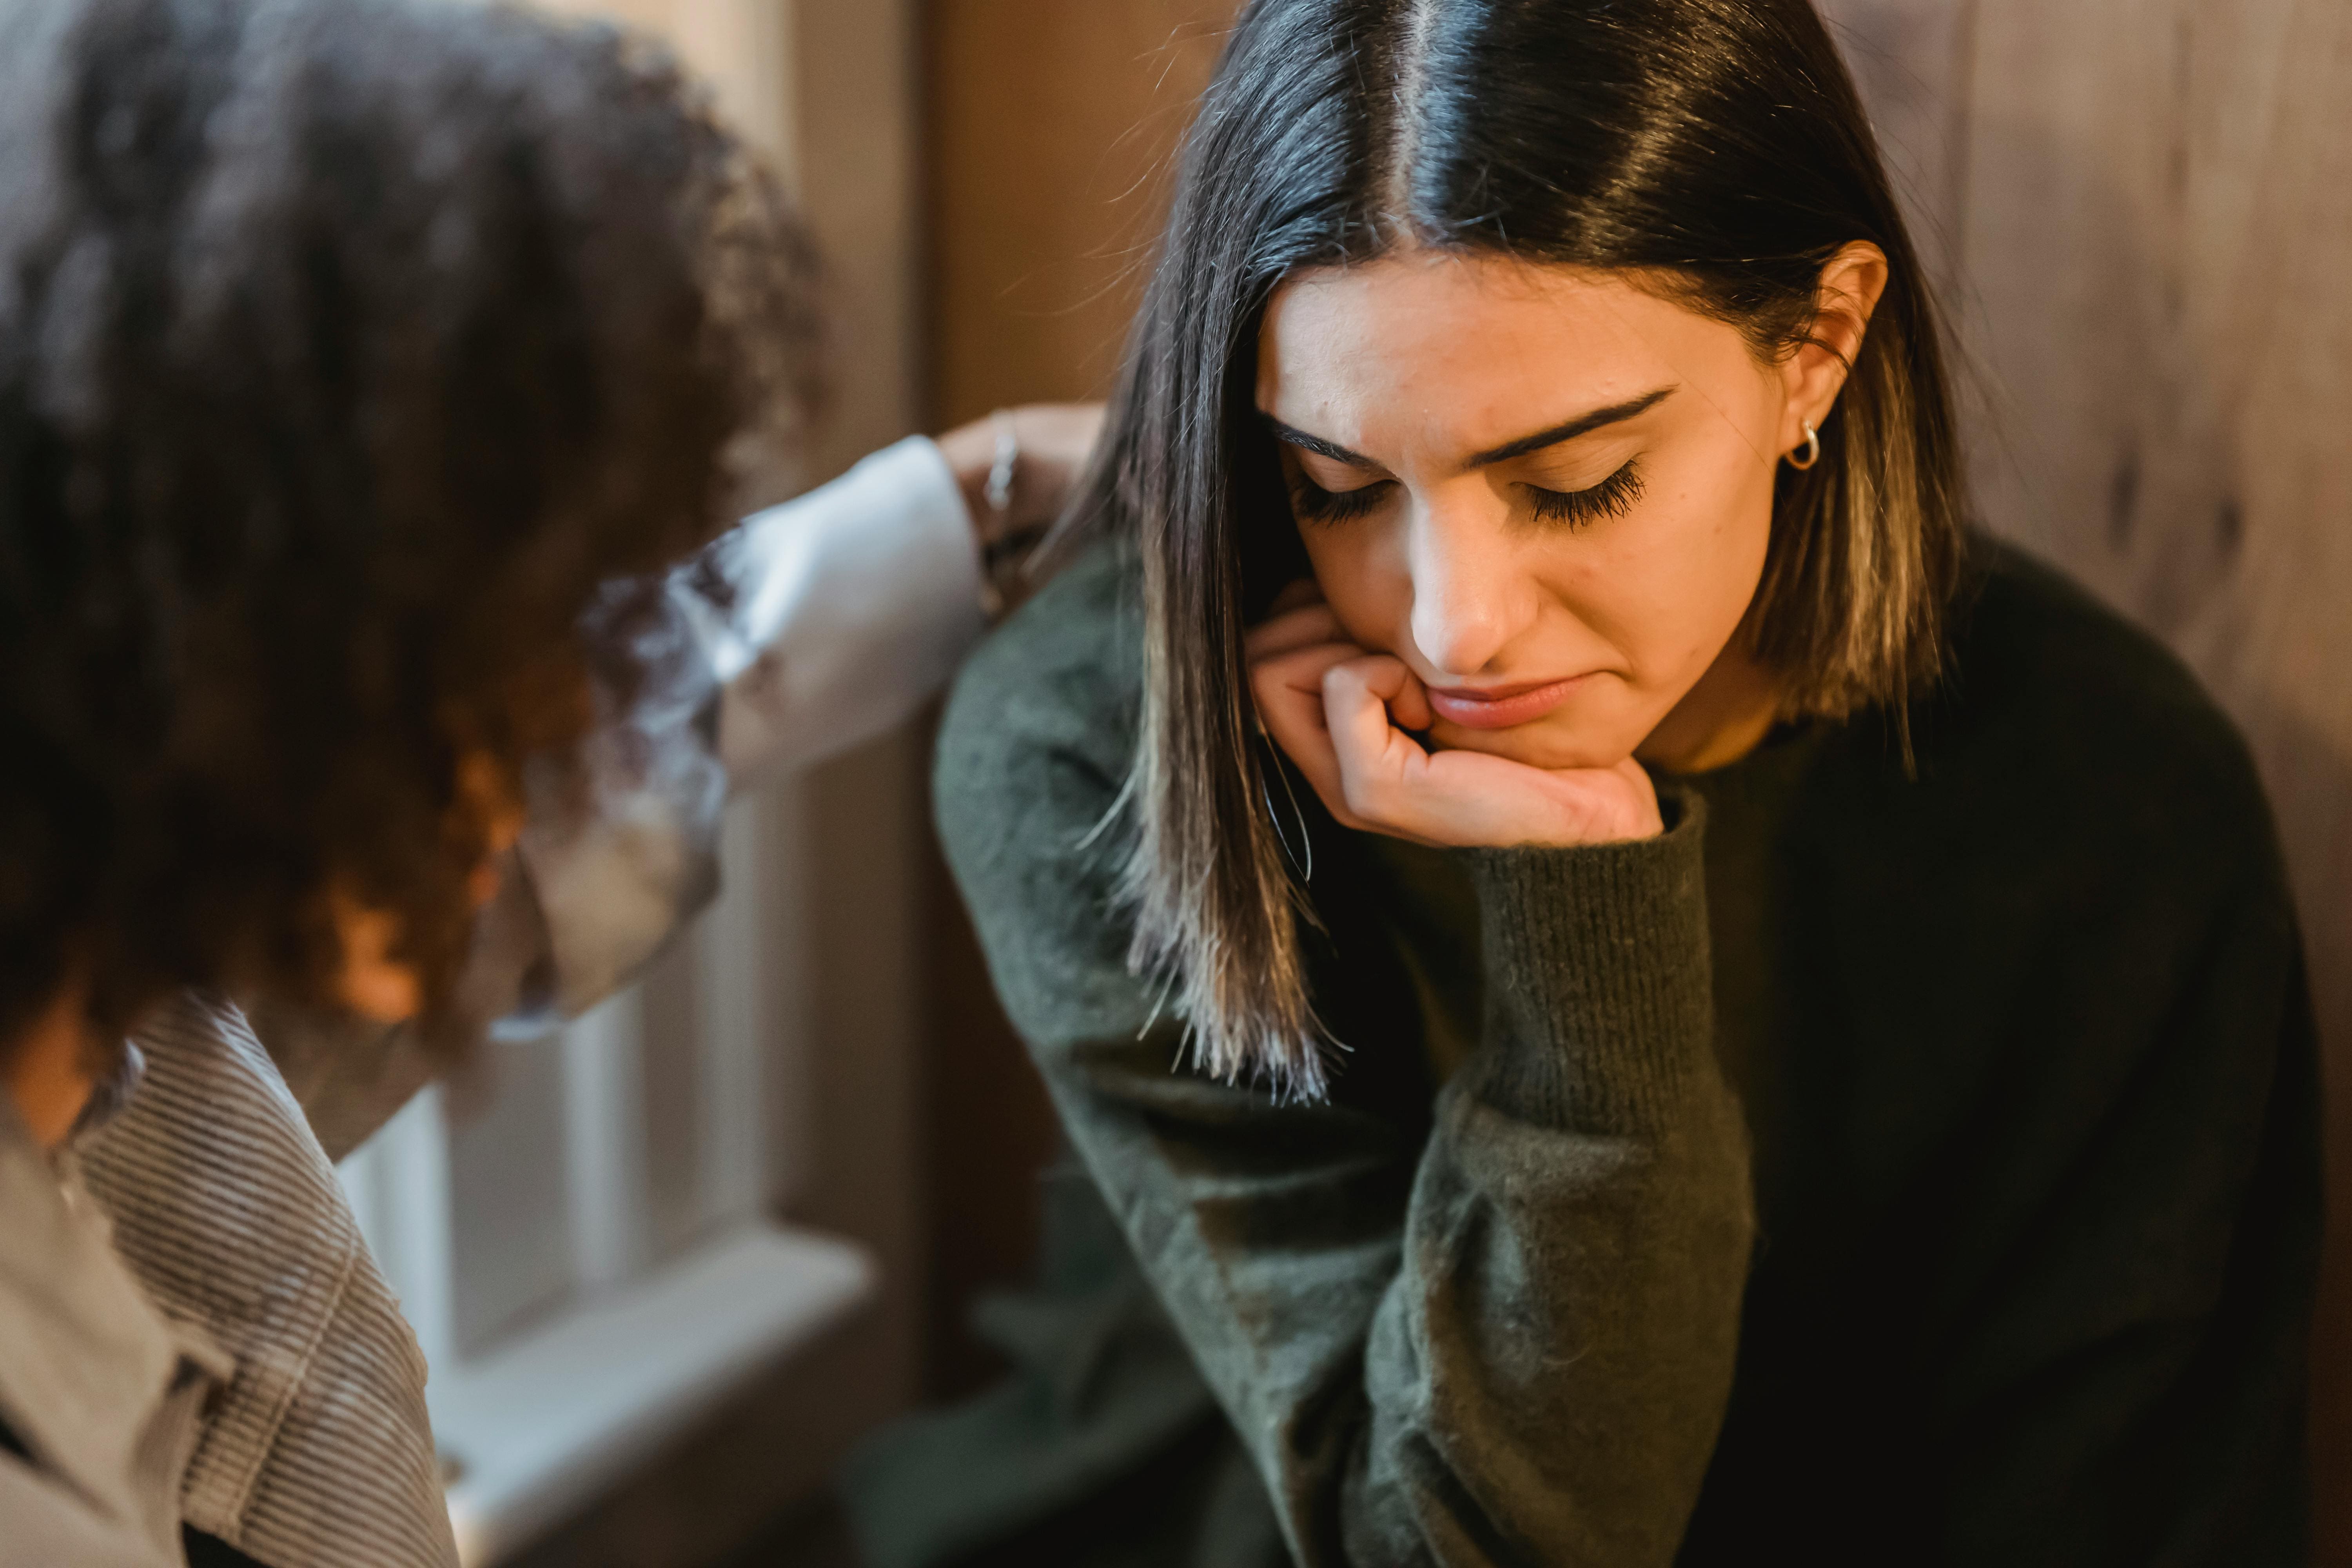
[861,535,2319,1568]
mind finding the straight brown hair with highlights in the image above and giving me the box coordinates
[1068,0,1965,1098]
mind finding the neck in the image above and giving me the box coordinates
[4,985,98,1152]
[1636,639,1782,775]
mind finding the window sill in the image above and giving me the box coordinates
[430,1222,875,1566]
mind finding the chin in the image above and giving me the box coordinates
[1428,713,1644,773]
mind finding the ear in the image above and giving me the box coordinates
[330,888,423,1023]
[1777,241,1890,456]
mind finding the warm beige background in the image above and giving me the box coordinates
[918,0,1245,1399]
[927,0,1240,424]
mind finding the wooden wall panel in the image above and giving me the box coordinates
[1820,0,2352,1546]
[926,0,1242,425]
[918,0,1244,1397]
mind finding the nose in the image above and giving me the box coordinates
[1404,490,1531,680]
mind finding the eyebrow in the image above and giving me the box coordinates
[1260,386,1677,471]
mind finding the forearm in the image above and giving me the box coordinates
[1334,817,1753,1564]
[715,405,1099,784]
[523,436,984,1017]
[707,436,985,784]
[526,415,1087,1014]
[1050,1024,1749,1568]
[1024,813,1752,1566]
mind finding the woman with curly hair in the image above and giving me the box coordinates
[0,1,1092,1563]
[877,0,2321,1563]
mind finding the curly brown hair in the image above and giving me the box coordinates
[0,0,823,1049]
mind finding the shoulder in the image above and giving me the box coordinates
[934,539,1171,1050]
[1943,540,2231,747]
[935,536,1143,881]
[1918,536,2284,901]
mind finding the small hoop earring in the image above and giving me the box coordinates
[1786,422,1821,471]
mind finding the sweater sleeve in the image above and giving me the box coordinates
[934,555,1755,1567]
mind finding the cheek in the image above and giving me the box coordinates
[1687,450,1778,633]
[1586,445,1775,679]
[1298,527,1410,651]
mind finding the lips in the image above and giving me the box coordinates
[1425,674,1591,730]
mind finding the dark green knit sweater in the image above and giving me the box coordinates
[860,536,2317,1568]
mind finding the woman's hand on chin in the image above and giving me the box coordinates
[1246,596,1664,849]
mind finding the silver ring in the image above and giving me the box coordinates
[985,409,1018,515]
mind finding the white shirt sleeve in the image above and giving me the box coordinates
[517,435,984,1016]
[699,435,986,785]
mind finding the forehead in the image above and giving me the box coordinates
[1256,252,1736,447]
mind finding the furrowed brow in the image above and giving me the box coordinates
[1259,387,1677,474]
[1259,414,1378,468]
[1464,387,1677,467]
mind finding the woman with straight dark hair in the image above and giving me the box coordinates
[866,0,2320,1563]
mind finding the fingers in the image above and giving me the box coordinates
[1323,656,1433,748]
[934,403,1108,543]
[1243,600,1472,843]
[1249,639,1362,821]
[1316,657,1664,847]
[1322,656,1403,769]
[1385,662,1433,731]
[1252,640,1359,739]
[1243,598,1344,662]
[1005,405,1103,532]
[1321,656,1440,838]
[1246,584,1386,830]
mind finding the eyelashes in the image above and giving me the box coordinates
[1526,461,1644,528]
[1286,474,1390,524]
[1286,460,1646,531]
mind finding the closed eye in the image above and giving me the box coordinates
[1525,461,1643,529]
[1288,474,1392,525]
